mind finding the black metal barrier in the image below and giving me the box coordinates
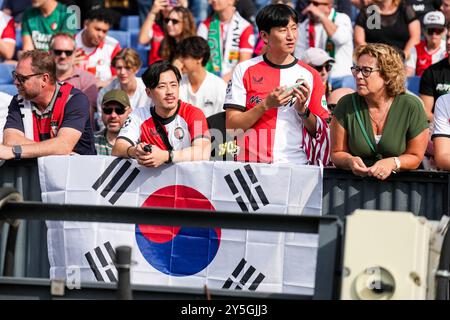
[0,201,342,300]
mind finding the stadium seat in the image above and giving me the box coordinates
[137,46,149,68]
[108,30,130,48]
[15,28,22,50]
[0,64,15,84]
[120,15,140,31]
[130,30,139,48]
[407,76,421,96]
[0,84,17,96]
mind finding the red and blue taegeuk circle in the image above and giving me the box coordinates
[135,185,221,276]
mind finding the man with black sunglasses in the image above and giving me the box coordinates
[302,47,335,99]
[294,0,353,89]
[0,49,96,160]
[95,89,131,156]
[50,32,98,128]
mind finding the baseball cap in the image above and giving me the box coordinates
[102,89,130,108]
[302,47,335,67]
[423,11,445,29]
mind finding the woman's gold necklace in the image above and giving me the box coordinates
[369,98,392,132]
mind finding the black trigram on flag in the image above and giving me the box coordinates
[92,158,140,205]
[224,164,269,212]
[85,241,117,282]
[222,258,265,291]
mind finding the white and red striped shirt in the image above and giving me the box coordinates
[224,55,330,165]
[75,31,121,82]
[0,11,15,61]
[407,40,447,76]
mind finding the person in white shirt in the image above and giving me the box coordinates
[178,36,227,118]
[295,0,353,89]
[432,93,450,170]
[96,48,152,130]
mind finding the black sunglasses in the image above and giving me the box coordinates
[426,28,445,35]
[11,71,44,84]
[164,18,180,25]
[102,106,127,115]
[310,0,329,6]
[52,49,74,57]
[314,63,333,72]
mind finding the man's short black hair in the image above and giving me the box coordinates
[177,36,211,67]
[142,60,182,89]
[256,4,298,34]
[85,9,114,26]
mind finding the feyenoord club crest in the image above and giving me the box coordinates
[174,126,184,140]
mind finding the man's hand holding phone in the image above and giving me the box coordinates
[263,80,306,110]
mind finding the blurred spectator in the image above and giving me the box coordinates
[197,0,255,83]
[0,10,15,61]
[104,0,139,29]
[97,48,152,125]
[354,0,421,60]
[50,32,98,126]
[297,0,354,22]
[139,0,188,65]
[21,0,77,51]
[225,4,329,164]
[112,60,211,167]
[327,87,354,113]
[419,23,450,121]
[137,0,152,25]
[178,36,227,117]
[75,9,121,89]
[295,0,353,89]
[95,89,132,155]
[302,47,335,99]
[331,43,429,179]
[406,11,447,77]
[160,6,196,71]
[432,93,450,170]
[2,0,31,27]
[0,91,12,143]
[1,50,96,158]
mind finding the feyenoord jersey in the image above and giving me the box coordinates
[407,40,447,76]
[117,101,210,151]
[75,32,121,82]
[224,55,329,164]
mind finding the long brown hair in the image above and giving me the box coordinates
[159,6,196,62]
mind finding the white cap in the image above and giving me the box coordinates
[302,47,335,67]
[423,11,445,29]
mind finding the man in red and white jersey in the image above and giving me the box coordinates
[112,60,211,168]
[75,9,121,88]
[197,0,255,83]
[406,11,447,77]
[224,4,330,165]
[0,10,15,61]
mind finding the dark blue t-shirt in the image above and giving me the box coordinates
[4,87,96,155]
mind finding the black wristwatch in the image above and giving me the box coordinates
[297,107,310,119]
[12,145,22,160]
[165,150,173,164]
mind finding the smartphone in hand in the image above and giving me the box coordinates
[280,80,305,98]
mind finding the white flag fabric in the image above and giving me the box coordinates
[38,156,323,295]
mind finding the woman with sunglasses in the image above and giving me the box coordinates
[406,11,447,77]
[96,48,152,130]
[138,0,190,65]
[330,43,429,180]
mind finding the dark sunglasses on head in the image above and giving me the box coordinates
[426,28,445,35]
[102,106,127,115]
[164,18,180,25]
[11,70,44,84]
[314,63,333,72]
[52,49,74,57]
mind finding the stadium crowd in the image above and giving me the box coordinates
[0,0,449,177]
